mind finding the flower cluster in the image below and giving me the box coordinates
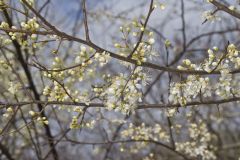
[28,110,49,125]
[114,21,157,65]
[0,59,8,70]
[120,123,169,153]
[170,44,240,107]
[103,74,142,113]
[70,116,95,129]
[43,82,69,102]
[121,123,169,141]
[3,107,13,118]
[8,81,21,95]
[169,75,211,106]
[36,116,49,125]
[94,51,111,66]
[202,11,220,22]
[98,67,149,114]
[21,17,39,31]
[46,46,110,84]
[215,69,232,98]
[0,21,9,29]
[70,116,80,129]
[0,19,39,48]
[68,46,94,82]
[176,121,216,160]
[0,22,12,45]
[74,46,92,63]
[226,44,240,68]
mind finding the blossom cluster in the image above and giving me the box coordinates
[0,18,39,48]
[0,22,12,45]
[202,11,221,22]
[8,81,21,95]
[21,17,39,31]
[176,121,216,160]
[96,67,149,114]
[169,44,240,110]
[114,21,157,65]
[43,81,69,102]
[70,116,96,129]
[2,107,13,118]
[121,123,169,141]
[169,76,211,105]
[120,123,169,153]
